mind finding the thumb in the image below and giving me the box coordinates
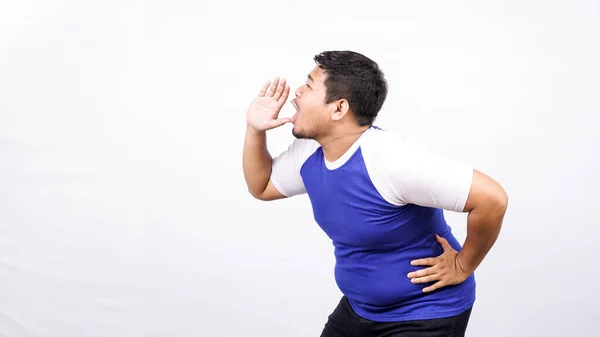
[269,117,291,128]
[436,234,453,251]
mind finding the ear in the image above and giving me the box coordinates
[330,99,350,121]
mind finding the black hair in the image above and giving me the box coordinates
[313,50,388,126]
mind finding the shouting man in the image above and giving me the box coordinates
[242,50,508,337]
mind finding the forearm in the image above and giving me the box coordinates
[242,125,272,197]
[457,200,507,273]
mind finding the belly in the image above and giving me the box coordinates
[333,245,435,308]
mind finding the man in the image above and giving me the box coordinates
[242,50,508,337]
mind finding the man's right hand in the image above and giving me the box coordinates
[246,77,291,132]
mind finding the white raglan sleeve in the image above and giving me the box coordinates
[363,132,473,212]
[270,138,320,197]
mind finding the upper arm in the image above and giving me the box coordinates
[461,169,508,213]
[391,150,474,212]
[254,178,287,201]
[261,138,319,201]
[370,134,507,213]
[364,133,475,212]
[362,130,508,214]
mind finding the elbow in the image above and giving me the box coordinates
[495,187,509,215]
[487,189,508,227]
[248,187,269,201]
[482,171,509,217]
[248,187,264,201]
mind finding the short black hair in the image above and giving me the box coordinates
[313,50,388,126]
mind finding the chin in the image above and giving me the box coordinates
[291,125,309,139]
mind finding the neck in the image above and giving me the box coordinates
[318,125,371,162]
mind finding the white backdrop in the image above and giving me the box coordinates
[1,1,598,336]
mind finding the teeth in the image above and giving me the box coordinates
[291,101,299,111]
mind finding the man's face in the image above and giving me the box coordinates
[290,66,332,140]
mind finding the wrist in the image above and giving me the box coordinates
[456,251,476,275]
[246,124,265,135]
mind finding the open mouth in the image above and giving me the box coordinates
[290,100,299,123]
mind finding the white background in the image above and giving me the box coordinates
[1,0,598,336]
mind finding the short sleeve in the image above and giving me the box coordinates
[362,131,473,212]
[270,138,320,197]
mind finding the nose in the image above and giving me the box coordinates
[294,86,303,98]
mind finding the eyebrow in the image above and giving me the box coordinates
[307,74,314,83]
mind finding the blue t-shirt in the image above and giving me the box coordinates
[270,126,476,322]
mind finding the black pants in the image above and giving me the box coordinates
[320,297,472,337]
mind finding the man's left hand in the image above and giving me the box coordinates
[407,234,472,293]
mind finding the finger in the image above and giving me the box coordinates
[258,80,271,97]
[436,234,453,251]
[273,78,286,101]
[422,280,446,293]
[407,266,437,279]
[410,257,436,266]
[267,77,280,97]
[279,84,290,103]
[410,273,440,284]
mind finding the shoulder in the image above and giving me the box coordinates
[290,137,321,155]
[360,126,424,163]
[362,126,463,167]
[279,138,321,166]
[272,137,321,174]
